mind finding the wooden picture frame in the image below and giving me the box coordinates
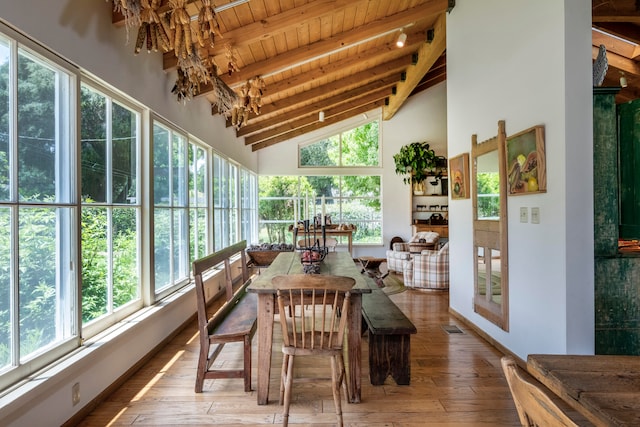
[506,125,546,195]
[449,153,470,199]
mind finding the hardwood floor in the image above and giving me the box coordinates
[77,281,523,426]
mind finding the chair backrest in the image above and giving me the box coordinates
[324,237,338,251]
[409,231,439,244]
[272,274,355,352]
[500,356,578,427]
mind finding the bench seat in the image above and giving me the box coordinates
[362,289,417,386]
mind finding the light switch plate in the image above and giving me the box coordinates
[520,207,528,223]
[531,207,540,224]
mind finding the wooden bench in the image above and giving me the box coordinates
[361,288,417,386]
[193,240,258,393]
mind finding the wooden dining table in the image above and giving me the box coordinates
[247,251,372,405]
[527,354,640,426]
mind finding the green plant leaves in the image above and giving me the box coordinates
[393,142,437,185]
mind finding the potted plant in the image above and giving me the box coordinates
[393,142,438,193]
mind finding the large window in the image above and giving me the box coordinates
[80,84,141,332]
[299,120,380,167]
[189,141,209,263]
[240,168,258,243]
[153,122,189,295]
[258,175,381,245]
[0,24,259,391]
[0,35,78,381]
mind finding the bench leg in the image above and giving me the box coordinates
[195,340,210,393]
[368,334,411,385]
[243,334,252,392]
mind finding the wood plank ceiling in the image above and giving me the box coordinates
[112,0,451,150]
[111,1,640,151]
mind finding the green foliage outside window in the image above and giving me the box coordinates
[477,172,500,219]
[299,121,379,167]
[258,175,381,245]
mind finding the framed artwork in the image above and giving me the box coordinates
[506,125,546,195]
[449,153,470,199]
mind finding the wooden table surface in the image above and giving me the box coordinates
[527,354,640,426]
[247,251,372,405]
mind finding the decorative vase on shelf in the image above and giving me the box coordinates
[413,182,425,195]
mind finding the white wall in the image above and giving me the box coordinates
[258,82,448,258]
[446,0,594,358]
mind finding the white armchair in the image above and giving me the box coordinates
[385,231,439,274]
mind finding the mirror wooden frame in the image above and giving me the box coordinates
[471,120,509,330]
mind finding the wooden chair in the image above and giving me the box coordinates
[501,356,579,427]
[272,274,356,427]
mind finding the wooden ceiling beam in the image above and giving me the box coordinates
[593,45,640,75]
[202,1,446,86]
[383,13,446,120]
[163,0,448,73]
[411,54,447,96]
[258,32,425,103]
[229,57,410,125]
[593,15,640,24]
[594,23,640,46]
[156,0,366,61]
[237,81,396,136]
[250,100,385,151]
[244,88,391,145]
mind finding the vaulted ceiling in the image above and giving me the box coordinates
[111,1,640,151]
[112,0,451,150]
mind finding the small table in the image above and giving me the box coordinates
[358,257,388,287]
[290,227,354,255]
[527,354,640,426]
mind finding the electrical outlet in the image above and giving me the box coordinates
[520,207,528,223]
[72,382,80,406]
[531,207,540,224]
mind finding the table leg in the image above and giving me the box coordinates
[346,294,362,403]
[256,294,274,405]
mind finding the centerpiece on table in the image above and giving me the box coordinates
[296,219,328,274]
[294,195,330,274]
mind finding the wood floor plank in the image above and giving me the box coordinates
[77,280,523,426]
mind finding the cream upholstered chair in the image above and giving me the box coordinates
[385,231,439,274]
[402,241,449,289]
[272,274,355,427]
[501,356,578,427]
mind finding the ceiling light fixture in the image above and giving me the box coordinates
[620,71,628,88]
[396,31,407,48]
[319,111,325,122]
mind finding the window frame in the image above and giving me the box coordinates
[298,119,381,168]
[0,25,81,389]
[79,80,143,339]
[151,119,191,300]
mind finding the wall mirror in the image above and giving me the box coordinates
[471,121,509,330]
